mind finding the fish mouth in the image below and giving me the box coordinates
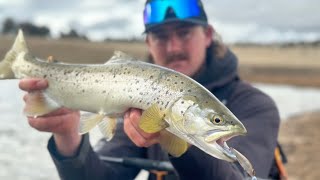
[215,137,237,161]
[203,129,246,162]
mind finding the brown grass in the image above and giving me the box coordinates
[279,111,320,180]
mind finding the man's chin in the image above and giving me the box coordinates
[167,61,186,70]
[169,65,191,76]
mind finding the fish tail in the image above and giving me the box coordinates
[0,29,29,79]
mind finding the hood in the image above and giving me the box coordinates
[192,45,239,90]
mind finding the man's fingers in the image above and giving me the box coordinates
[27,109,80,133]
[19,78,48,91]
[124,117,158,147]
[128,109,160,139]
[124,108,159,147]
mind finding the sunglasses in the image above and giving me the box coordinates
[143,0,202,24]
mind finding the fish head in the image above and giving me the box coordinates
[169,96,247,162]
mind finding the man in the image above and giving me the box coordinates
[19,0,280,179]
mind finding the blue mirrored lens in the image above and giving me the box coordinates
[144,0,201,24]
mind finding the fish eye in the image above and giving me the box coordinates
[210,115,224,125]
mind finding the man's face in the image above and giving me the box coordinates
[146,22,213,77]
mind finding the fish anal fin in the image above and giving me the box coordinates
[98,117,117,141]
[139,104,168,133]
[159,130,189,157]
[24,91,60,117]
[79,113,104,134]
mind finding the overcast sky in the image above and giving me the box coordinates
[0,0,319,43]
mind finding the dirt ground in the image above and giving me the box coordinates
[279,111,320,180]
[0,35,320,179]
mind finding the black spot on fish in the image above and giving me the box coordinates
[181,111,184,114]
[102,90,106,93]
[188,89,192,93]
[181,101,184,104]
[180,89,183,92]
[43,75,47,78]
[181,82,184,84]
[95,80,99,83]
[82,89,85,93]
[150,75,154,79]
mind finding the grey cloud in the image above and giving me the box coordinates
[204,0,320,31]
[87,17,131,31]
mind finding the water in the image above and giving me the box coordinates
[0,80,319,179]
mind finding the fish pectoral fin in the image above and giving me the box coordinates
[24,91,60,117]
[159,130,189,157]
[79,113,104,134]
[98,117,117,141]
[139,104,169,133]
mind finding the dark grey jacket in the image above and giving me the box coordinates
[48,47,280,180]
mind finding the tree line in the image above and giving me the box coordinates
[1,17,88,40]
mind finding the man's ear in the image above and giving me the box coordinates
[145,35,151,47]
[204,25,214,47]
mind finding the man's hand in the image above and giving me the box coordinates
[19,78,81,156]
[124,108,160,147]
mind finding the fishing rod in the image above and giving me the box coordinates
[99,156,175,172]
[100,156,273,180]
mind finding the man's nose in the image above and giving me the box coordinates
[166,34,183,53]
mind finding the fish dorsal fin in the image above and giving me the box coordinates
[106,51,137,64]
[98,117,117,141]
[159,130,189,157]
[13,29,29,53]
[139,104,169,133]
[23,91,61,117]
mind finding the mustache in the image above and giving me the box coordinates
[166,53,189,63]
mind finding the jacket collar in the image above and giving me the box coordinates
[192,47,239,90]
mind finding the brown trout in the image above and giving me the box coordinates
[0,30,252,166]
